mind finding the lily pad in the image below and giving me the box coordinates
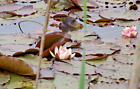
[90,82,128,89]
[53,60,96,75]
[13,0,41,3]
[0,33,37,45]
[72,42,120,56]
[36,32,70,50]
[86,56,117,67]
[99,9,140,20]
[0,44,32,56]
[112,53,135,64]
[18,55,52,68]
[6,80,55,89]
[1,71,29,88]
[96,63,132,80]
[0,72,10,85]
[68,31,99,41]
[53,72,88,89]
[0,56,35,75]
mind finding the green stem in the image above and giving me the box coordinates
[79,0,87,89]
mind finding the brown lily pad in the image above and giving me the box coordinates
[13,48,39,57]
[36,32,70,50]
[36,32,71,57]
[0,56,35,75]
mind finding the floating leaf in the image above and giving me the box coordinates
[0,72,10,85]
[53,73,88,89]
[53,60,96,75]
[70,0,99,9]
[36,32,70,50]
[0,4,37,17]
[13,48,39,57]
[99,9,140,21]
[12,5,37,16]
[18,55,51,68]
[68,31,99,41]
[13,0,41,3]
[72,42,120,56]
[0,44,32,56]
[1,71,29,88]
[0,33,37,45]
[0,56,35,75]
[6,80,55,89]
[90,82,128,89]
[36,32,70,57]
[96,63,132,80]
[112,54,135,65]
[86,56,116,67]
[50,11,69,18]
[40,68,55,79]
[74,54,108,61]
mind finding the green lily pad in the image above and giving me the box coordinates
[6,80,55,89]
[1,71,29,88]
[0,72,10,85]
[18,55,52,68]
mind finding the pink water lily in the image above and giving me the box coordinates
[122,26,137,38]
[49,46,75,60]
